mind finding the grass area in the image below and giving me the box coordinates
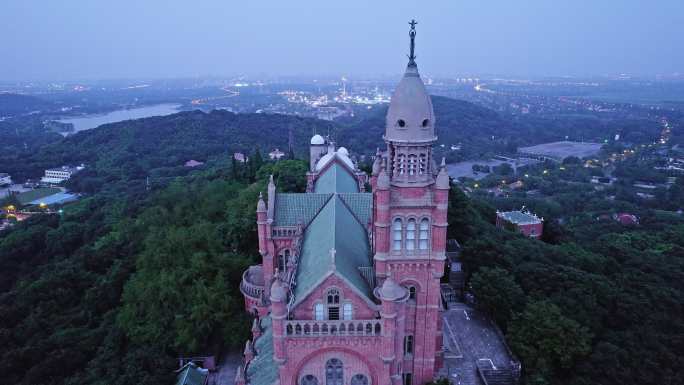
[15,187,61,205]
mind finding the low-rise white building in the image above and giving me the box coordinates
[0,173,11,186]
[40,165,84,185]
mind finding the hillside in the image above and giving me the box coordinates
[338,96,519,160]
[0,93,55,116]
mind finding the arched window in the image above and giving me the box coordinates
[419,153,427,174]
[351,374,369,385]
[408,155,417,176]
[404,335,414,355]
[314,303,325,320]
[398,154,406,175]
[405,219,416,250]
[408,286,417,300]
[327,288,340,320]
[277,249,290,273]
[301,375,319,385]
[327,288,340,304]
[326,359,343,385]
[392,219,403,251]
[343,303,353,320]
[419,219,429,250]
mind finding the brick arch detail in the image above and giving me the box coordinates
[292,346,380,385]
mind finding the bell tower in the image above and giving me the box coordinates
[372,20,448,385]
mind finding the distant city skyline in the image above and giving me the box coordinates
[1,0,683,81]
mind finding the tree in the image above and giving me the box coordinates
[470,267,525,329]
[508,300,592,383]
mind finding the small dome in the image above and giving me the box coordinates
[337,147,349,156]
[310,134,325,145]
[374,277,408,301]
[270,280,287,302]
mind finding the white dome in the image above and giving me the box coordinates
[374,277,408,301]
[310,134,325,145]
[315,150,355,172]
[337,147,349,156]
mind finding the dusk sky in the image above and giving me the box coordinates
[1,0,683,81]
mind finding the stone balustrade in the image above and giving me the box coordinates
[240,268,264,300]
[272,226,299,238]
[285,319,382,337]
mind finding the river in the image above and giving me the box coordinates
[57,103,182,134]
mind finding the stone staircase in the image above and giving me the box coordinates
[478,368,516,385]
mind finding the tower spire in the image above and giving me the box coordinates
[408,19,418,67]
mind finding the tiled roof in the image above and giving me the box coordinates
[293,195,372,304]
[246,317,278,385]
[338,193,373,229]
[273,193,333,226]
[314,162,359,194]
[498,210,542,225]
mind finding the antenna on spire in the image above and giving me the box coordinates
[408,19,418,66]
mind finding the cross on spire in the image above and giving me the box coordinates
[408,19,418,66]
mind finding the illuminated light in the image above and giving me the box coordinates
[524,174,529,178]
[39,202,47,209]
[560,166,566,170]
[543,170,549,174]
[474,183,479,188]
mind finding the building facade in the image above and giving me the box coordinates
[40,165,84,185]
[238,23,448,385]
[495,210,544,239]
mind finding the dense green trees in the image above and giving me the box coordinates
[0,158,311,385]
[470,267,525,328]
[458,189,684,385]
[508,301,592,384]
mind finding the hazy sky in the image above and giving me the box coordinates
[1,0,683,81]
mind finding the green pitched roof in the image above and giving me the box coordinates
[314,162,359,194]
[293,195,372,304]
[274,193,332,226]
[176,363,208,385]
[246,317,278,385]
[338,193,373,229]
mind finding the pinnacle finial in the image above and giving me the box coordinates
[408,19,418,66]
[330,248,337,270]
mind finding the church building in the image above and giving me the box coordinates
[238,21,448,385]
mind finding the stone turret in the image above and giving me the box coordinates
[270,280,287,365]
[383,22,437,187]
[309,134,327,171]
[374,277,409,385]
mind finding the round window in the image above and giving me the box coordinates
[422,119,430,127]
[397,119,406,127]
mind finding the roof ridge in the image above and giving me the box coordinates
[304,193,336,228]
[336,193,369,230]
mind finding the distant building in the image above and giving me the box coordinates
[185,160,204,168]
[234,152,248,163]
[496,209,544,239]
[614,213,639,225]
[518,141,603,162]
[0,173,11,186]
[40,165,84,185]
[268,148,285,160]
